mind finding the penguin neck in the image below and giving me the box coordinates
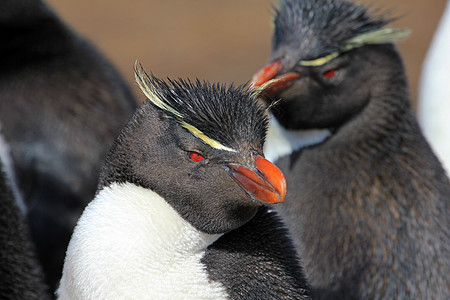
[58,182,228,299]
[342,66,412,142]
[264,115,331,162]
[265,74,412,163]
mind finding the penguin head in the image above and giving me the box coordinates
[251,0,410,130]
[98,62,286,235]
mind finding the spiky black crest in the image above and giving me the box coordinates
[135,63,268,153]
[273,0,394,61]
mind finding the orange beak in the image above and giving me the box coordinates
[227,155,286,205]
[251,60,283,87]
[250,60,300,96]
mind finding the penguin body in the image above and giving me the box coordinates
[251,0,450,298]
[0,0,137,289]
[57,64,310,299]
[0,131,50,299]
[418,1,450,176]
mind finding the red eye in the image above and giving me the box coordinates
[188,151,205,162]
[323,69,337,79]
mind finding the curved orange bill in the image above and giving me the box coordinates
[227,155,286,204]
[251,60,283,87]
[250,60,300,96]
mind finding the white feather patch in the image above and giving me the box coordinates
[418,2,450,176]
[57,182,228,300]
[264,115,331,163]
[0,126,26,214]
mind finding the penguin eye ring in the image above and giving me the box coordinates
[323,68,337,79]
[188,151,206,162]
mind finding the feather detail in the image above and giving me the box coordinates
[180,122,236,152]
[134,61,183,119]
[273,0,407,61]
[134,61,267,153]
[300,27,411,66]
[344,27,411,49]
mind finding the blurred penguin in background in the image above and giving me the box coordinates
[251,0,450,298]
[418,0,450,176]
[0,131,51,299]
[0,0,137,291]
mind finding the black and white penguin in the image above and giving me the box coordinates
[0,0,137,289]
[57,62,310,299]
[250,0,450,298]
[0,131,50,299]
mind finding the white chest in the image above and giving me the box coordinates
[57,183,228,300]
[264,115,331,162]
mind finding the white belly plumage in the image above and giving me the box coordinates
[57,182,228,300]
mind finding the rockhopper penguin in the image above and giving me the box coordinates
[0,131,51,299]
[0,0,137,290]
[57,62,310,299]
[251,0,450,298]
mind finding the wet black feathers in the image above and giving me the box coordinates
[273,0,389,59]
[141,72,269,152]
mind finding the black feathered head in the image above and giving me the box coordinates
[97,62,287,234]
[134,61,269,154]
[272,0,410,66]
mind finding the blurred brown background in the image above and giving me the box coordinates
[46,0,447,109]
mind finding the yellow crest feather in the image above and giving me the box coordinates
[134,60,236,153]
[343,27,411,50]
[300,27,411,67]
[181,122,236,152]
[299,52,340,67]
[250,78,286,98]
[134,61,182,118]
